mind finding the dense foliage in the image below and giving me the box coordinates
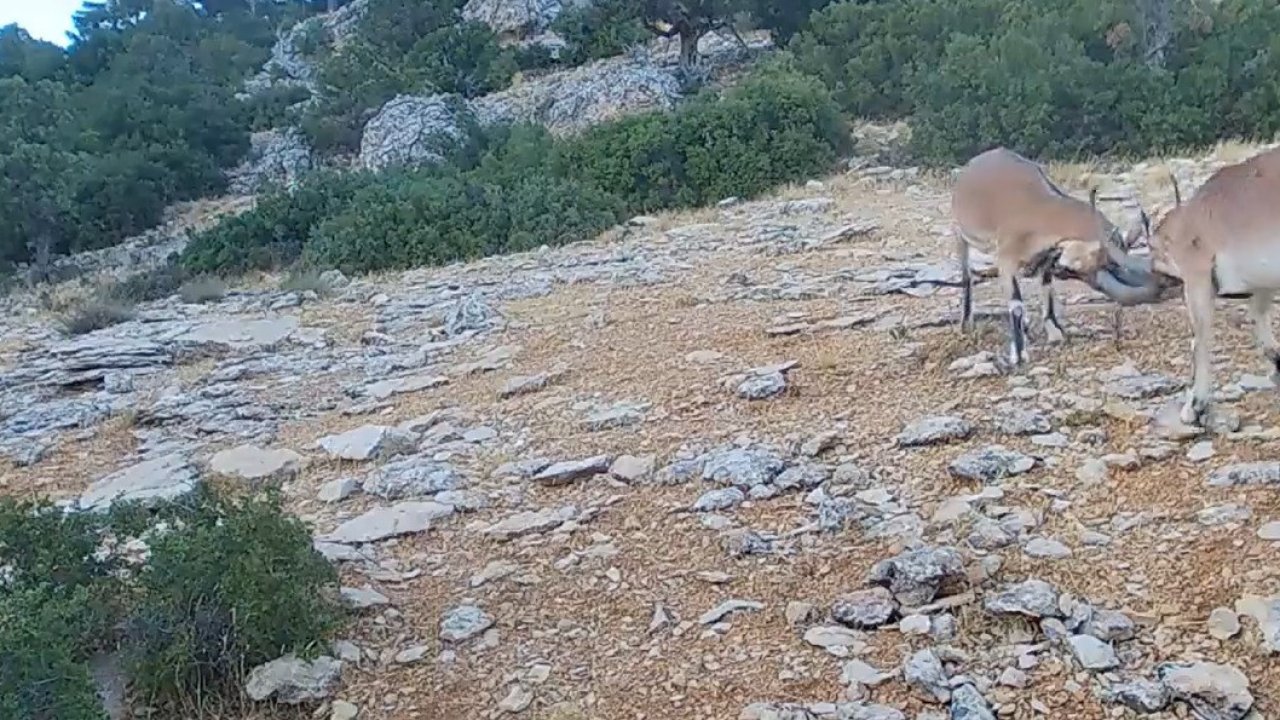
[184,65,849,275]
[0,488,342,718]
[0,2,288,273]
[791,0,1280,164]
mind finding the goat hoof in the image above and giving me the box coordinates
[1179,400,1206,427]
[1044,326,1066,345]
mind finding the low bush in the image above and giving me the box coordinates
[105,262,190,304]
[561,63,850,210]
[189,65,847,276]
[123,488,341,704]
[177,275,228,304]
[181,170,379,274]
[0,488,343,716]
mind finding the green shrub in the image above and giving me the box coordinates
[561,64,849,211]
[122,487,341,703]
[105,262,190,304]
[181,170,378,274]
[551,0,650,66]
[0,499,120,720]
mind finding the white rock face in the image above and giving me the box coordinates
[178,317,300,350]
[79,454,199,511]
[227,128,314,195]
[359,94,468,171]
[461,0,586,36]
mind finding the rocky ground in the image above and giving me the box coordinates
[4,142,1280,720]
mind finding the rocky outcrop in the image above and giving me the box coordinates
[243,0,371,97]
[461,0,590,38]
[470,55,682,136]
[359,94,469,171]
[227,129,314,195]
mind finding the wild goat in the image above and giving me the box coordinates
[951,147,1144,366]
[1097,146,1280,426]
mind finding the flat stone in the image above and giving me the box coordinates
[582,402,647,431]
[208,444,304,484]
[1158,662,1254,720]
[180,316,299,350]
[701,446,784,488]
[948,684,995,720]
[532,455,611,485]
[1067,634,1118,670]
[785,601,817,626]
[985,579,1061,619]
[803,626,866,654]
[831,587,898,629]
[699,599,763,625]
[1085,609,1136,642]
[1107,679,1170,713]
[482,506,577,540]
[79,453,198,511]
[899,614,931,635]
[1234,595,1280,653]
[321,501,454,544]
[692,487,746,512]
[394,645,428,664]
[1208,607,1241,640]
[440,605,494,643]
[340,585,390,610]
[1207,461,1280,487]
[994,406,1052,436]
[1259,521,1280,540]
[1104,372,1183,399]
[330,700,359,720]
[948,445,1035,484]
[609,454,654,482]
[1187,440,1216,462]
[364,373,448,400]
[737,371,787,399]
[244,654,342,703]
[895,416,973,447]
[317,425,417,462]
[498,684,533,713]
[1023,537,1072,560]
[318,477,360,503]
[842,659,891,687]
[363,457,463,499]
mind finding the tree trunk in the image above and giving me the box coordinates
[1139,0,1173,69]
[678,27,701,69]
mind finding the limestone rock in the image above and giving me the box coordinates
[317,425,417,462]
[866,546,965,606]
[79,454,198,511]
[208,444,303,484]
[482,505,576,540]
[985,579,1061,619]
[363,457,463,499]
[321,501,454,544]
[1157,662,1253,720]
[904,648,950,703]
[895,416,973,447]
[532,455,611,485]
[1207,461,1280,487]
[831,587,898,629]
[245,654,342,704]
[227,128,313,195]
[948,445,1035,483]
[360,94,467,171]
[440,605,494,643]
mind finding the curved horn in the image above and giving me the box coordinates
[1170,173,1182,206]
[1093,267,1165,306]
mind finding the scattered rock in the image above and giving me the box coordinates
[321,501,454,544]
[1104,372,1183,399]
[1208,607,1241,640]
[866,546,965,606]
[1257,521,1280,540]
[948,445,1035,483]
[1234,595,1280,653]
[1207,461,1280,487]
[737,371,788,400]
[842,659,892,687]
[692,487,746,512]
[701,445,785,488]
[609,454,654,482]
[482,506,577,540]
[802,625,866,655]
[330,700,359,720]
[207,444,303,484]
[785,601,817,626]
[903,649,950,703]
[1023,537,1072,560]
[948,684,995,720]
[498,684,534,714]
[1067,634,1119,671]
[895,416,973,447]
[532,455,612,485]
[318,478,360,503]
[440,605,494,643]
[244,654,342,704]
[317,425,417,462]
[985,579,1061,619]
[699,599,764,625]
[340,586,390,610]
[363,458,463,499]
[1108,679,1171,713]
[1157,662,1254,720]
[994,406,1052,436]
[831,587,898,629]
[360,93,467,170]
[79,454,198,512]
[582,402,647,431]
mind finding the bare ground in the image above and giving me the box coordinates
[5,146,1280,720]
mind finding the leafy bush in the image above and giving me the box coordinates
[123,488,341,703]
[561,64,849,210]
[182,170,379,274]
[0,500,120,720]
[551,0,650,66]
[792,0,1280,165]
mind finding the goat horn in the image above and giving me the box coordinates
[1089,186,1099,209]
[1170,173,1182,206]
